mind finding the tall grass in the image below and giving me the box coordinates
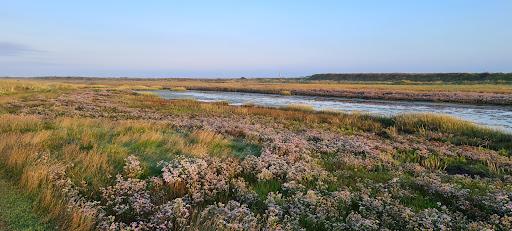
[1,79,511,230]
[0,79,79,95]
[394,113,512,153]
[126,93,387,133]
[283,104,314,112]
[9,78,510,94]
[279,90,292,96]
[84,78,512,94]
[124,93,512,154]
[170,86,187,91]
[0,115,260,230]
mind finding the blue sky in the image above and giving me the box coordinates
[1,1,511,77]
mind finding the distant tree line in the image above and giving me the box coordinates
[307,73,512,83]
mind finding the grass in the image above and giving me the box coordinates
[0,78,511,230]
[283,104,314,111]
[128,92,512,153]
[399,176,442,212]
[83,78,512,94]
[229,139,262,158]
[393,113,512,154]
[0,79,79,96]
[8,78,512,104]
[134,91,157,96]
[0,114,262,228]
[170,86,187,91]
[451,177,495,197]
[279,90,292,96]
[445,159,495,177]
[400,191,439,212]
[127,93,388,133]
[339,168,394,187]
[308,73,512,83]
[394,149,507,177]
[395,113,497,135]
[0,170,54,230]
[253,179,282,200]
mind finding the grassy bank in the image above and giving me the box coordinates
[13,77,512,105]
[308,73,512,83]
[0,79,511,230]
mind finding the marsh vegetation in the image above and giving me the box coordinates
[35,76,512,105]
[0,78,511,230]
[150,89,512,132]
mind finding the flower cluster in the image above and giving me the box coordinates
[161,157,241,203]
[5,88,512,230]
[199,201,260,230]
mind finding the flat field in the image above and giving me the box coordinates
[35,77,512,105]
[0,78,511,230]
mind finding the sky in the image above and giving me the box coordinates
[1,1,511,78]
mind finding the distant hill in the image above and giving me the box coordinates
[307,73,512,83]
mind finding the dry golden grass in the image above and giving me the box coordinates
[128,94,386,132]
[79,79,512,93]
[7,78,510,94]
[185,130,230,157]
[134,91,157,96]
[283,104,315,111]
[170,86,187,91]
[0,79,511,230]
[0,115,45,132]
[279,90,292,95]
[394,113,492,135]
[214,81,509,93]
[0,79,81,95]
[0,114,247,230]
[123,91,512,153]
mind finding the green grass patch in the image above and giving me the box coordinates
[229,139,262,158]
[400,190,439,212]
[298,217,331,231]
[335,167,394,189]
[253,179,282,200]
[0,174,55,230]
[393,113,512,154]
[451,177,493,197]
[445,160,494,178]
[394,150,498,176]
[399,176,442,211]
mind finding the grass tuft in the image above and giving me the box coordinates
[283,104,314,112]
[279,90,292,96]
[170,87,187,92]
[393,113,512,154]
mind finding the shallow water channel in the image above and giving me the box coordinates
[150,90,512,133]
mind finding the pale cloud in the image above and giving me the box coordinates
[0,42,40,56]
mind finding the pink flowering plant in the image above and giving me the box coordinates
[0,86,511,230]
